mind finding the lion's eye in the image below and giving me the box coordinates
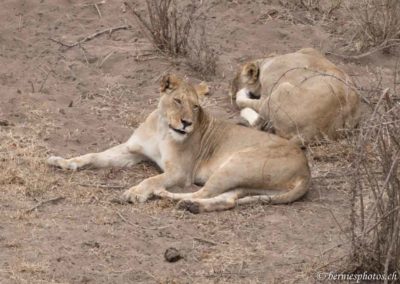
[193,105,199,110]
[174,98,181,104]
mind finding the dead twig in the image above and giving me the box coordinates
[193,237,218,246]
[18,14,22,31]
[49,25,130,48]
[77,183,128,189]
[94,3,102,18]
[116,211,145,229]
[28,80,35,93]
[25,197,65,213]
[327,208,349,239]
[314,254,347,271]
[39,69,52,93]
[79,1,106,18]
[79,0,106,7]
[98,50,115,67]
[79,44,90,65]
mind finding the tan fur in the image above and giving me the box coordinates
[230,48,361,145]
[47,75,311,213]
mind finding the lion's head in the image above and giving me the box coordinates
[229,61,262,100]
[158,74,209,142]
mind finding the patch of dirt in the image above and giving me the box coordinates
[0,0,398,283]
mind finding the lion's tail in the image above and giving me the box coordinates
[236,176,310,205]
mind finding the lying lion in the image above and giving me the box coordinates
[47,75,310,213]
[230,48,361,145]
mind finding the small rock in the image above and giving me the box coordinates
[79,275,92,284]
[110,198,127,205]
[164,247,182,263]
[81,241,100,249]
[0,120,9,126]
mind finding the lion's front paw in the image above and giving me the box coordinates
[122,187,153,204]
[176,199,202,214]
[47,156,78,171]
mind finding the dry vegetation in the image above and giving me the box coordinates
[0,127,57,199]
[295,0,342,15]
[125,0,217,78]
[284,0,400,55]
[348,85,400,276]
[280,0,342,20]
[186,25,218,80]
[2,0,400,282]
[344,0,400,52]
[124,0,196,56]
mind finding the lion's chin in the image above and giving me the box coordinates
[168,127,189,142]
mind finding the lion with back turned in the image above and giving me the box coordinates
[230,48,361,145]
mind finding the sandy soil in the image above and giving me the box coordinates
[0,0,398,283]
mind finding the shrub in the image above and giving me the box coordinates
[186,25,218,80]
[125,0,196,56]
[344,0,400,51]
[349,87,400,275]
[125,0,218,78]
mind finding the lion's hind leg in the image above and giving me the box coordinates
[155,152,254,203]
[171,146,309,213]
[174,188,290,213]
[176,189,245,213]
[176,180,308,213]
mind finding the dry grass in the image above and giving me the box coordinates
[344,0,400,52]
[125,0,218,78]
[282,0,400,55]
[297,0,342,15]
[0,119,148,209]
[0,129,57,198]
[186,25,218,80]
[280,0,342,17]
[125,0,197,56]
[348,85,400,275]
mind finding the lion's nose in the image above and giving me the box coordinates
[181,119,192,128]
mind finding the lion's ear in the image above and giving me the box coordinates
[194,82,210,97]
[160,74,181,93]
[242,62,259,83]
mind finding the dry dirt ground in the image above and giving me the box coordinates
[0,0,398,283]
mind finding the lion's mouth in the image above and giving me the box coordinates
[169,125,187,135]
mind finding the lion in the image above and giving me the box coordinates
[230,48,361,145]
[47,74,310,213]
